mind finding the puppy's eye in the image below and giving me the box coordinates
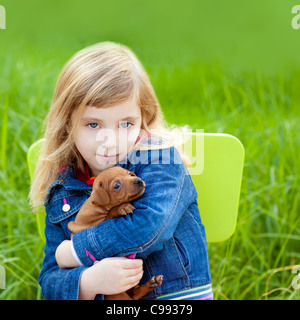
[113,182,121,190]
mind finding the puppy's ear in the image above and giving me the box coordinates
[92,185,110,206]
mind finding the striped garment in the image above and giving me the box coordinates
[156,283,213,300]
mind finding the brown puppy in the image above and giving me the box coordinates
[68,166,146,234]
[68,166,163,300]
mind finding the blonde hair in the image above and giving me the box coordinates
[29,41,192,209]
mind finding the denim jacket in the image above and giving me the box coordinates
[39,143,212,300]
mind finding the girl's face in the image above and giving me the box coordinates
[73,96,142,176]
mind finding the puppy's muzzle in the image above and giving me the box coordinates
[133,178,146,196]
[134,178,144,187]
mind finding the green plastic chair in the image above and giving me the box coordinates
[27,133,245,243]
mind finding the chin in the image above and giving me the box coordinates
[89,163,112,176]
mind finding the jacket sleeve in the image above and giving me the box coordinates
[39,212,90,300]
[72,147,198,266]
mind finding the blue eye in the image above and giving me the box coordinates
[87,123,99,129]
[120,122,133,129]
[113,182,121,190]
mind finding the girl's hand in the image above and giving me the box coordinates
[79,257,143,300]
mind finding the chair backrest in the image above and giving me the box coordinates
[27,133,244,243]
[182,133,244,242]
[27,139,46,242]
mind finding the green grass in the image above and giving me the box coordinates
[0,0,299,300]
[154,65,300,300]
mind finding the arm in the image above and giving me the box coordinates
[39,215,89,300]
[55,240,80,268]
[72,147,198,266]
[41,214,143,299]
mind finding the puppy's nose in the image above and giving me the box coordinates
[133,178,144,187]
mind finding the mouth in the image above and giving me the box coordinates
[135,184,146,197]
[126,182,146,202]
[96,154,119,161]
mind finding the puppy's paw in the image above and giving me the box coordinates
[119,203,135,215]
[149,275,163,289]
[107,203,135,219]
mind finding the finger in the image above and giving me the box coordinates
[121,258,143,269]
[122,270,144,290]
[123,265,143,277]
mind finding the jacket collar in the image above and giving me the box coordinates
[61,166,94,191]
[45,166,93,205]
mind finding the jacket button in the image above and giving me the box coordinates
[62,204,71,212]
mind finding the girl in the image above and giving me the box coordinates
[29,41,212,300]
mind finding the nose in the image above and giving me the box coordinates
[133,178,144,187]
[96,129,118,151]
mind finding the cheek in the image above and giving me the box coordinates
[126,127,141,149]
[74,128,96,157]
[115,128,140,155]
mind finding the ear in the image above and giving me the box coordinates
[91,185,110,206]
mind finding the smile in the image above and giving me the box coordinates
[96,154,119,160]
